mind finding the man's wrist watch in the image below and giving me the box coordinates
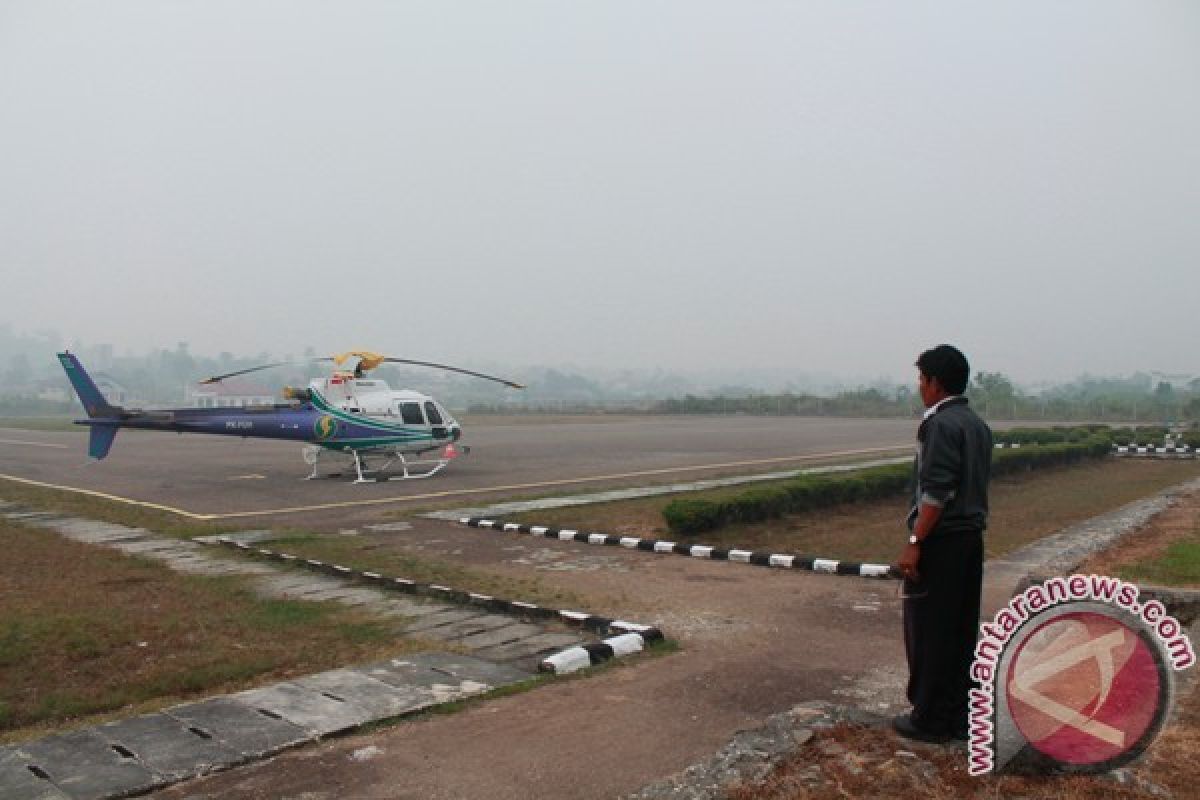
[908,534,920,545]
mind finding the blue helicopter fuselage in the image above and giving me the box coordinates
[57,352,461,460]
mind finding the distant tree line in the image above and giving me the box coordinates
[1,326,1196,425]
[651,372,1200,425]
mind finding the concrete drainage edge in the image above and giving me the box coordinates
[208,537,665,674]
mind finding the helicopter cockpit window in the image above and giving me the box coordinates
[424,402,443,426]
[399,402,424,425]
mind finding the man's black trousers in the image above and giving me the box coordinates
[902,528,984,734]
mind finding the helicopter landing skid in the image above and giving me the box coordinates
[302,446,452,483]
[350,450,449,483]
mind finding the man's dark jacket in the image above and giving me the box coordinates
[907,396,992,539]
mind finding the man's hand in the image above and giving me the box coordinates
[897,542,921,582]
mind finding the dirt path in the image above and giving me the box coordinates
[151,523,908,800]
[151,479,1200,799]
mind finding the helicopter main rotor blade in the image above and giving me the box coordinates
[197,361,297,385]
[382,358,525,389]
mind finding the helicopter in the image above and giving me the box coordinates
[56,350,524,483]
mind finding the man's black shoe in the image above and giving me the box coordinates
[892,713,951,744]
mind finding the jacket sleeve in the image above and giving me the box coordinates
[918,417,961,507]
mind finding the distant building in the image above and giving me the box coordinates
[34,381,69,403]
[187,380,275,409]
[92,373,132,405]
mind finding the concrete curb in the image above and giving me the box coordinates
[210,537,664,674]
[459,518,900,580]
[1114,445,1195,458]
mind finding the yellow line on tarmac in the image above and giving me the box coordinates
[0,444,911,522]
[0,439,69,449]
[0,473,211,519]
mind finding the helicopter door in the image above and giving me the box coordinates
[424,401,448,439]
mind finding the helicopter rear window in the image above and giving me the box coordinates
[399,402,424,425]
[424,402,443,425]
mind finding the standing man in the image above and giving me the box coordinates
[894,344,993,742]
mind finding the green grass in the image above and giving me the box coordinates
[1117,540,1200,587]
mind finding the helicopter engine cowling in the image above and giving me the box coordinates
[282,387,313,404]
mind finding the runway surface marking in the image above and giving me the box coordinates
[0,438,69,449]
[0,445,911,521]
[0,473,208,518]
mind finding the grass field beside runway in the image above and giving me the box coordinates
[0,517,429,744]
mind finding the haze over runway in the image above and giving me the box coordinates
[3,2,1198,384]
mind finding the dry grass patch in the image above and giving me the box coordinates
[729,719,1176,799]
[0,479,233,540]
[510,460,1200,565]
[0,519,426,743]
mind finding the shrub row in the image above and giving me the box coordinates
[1108,426,1173,446]
[662,433,1114,536]
[993,426,1100,446]
[662,462,912,536]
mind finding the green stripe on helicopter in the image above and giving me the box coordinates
[308,390,418,434]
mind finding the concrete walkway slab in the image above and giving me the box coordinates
[294,670,438,718]
[18,729,162,800]
[165,697,311,759]
[456,622,547,650]
[231,683,376,737]
[0,747,69,800]
[361,653,532,690]
[95,713,242,781]
[407,613,518,641]
[402,608,488,633]
[469,632,585,664]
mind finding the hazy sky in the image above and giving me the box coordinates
[2,1,1197,383]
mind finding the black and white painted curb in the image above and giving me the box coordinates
[459,518,900,580]
[1114,445,1195,458]
[210,537,664,674]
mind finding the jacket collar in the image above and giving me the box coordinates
[922,394,967,421]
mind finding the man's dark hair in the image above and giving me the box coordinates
[916,344,970,395]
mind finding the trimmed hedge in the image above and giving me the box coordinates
[993,426,1101,446]
[662,463,911,535]
[662,432,1114,536]
[1110,426,1170,446]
